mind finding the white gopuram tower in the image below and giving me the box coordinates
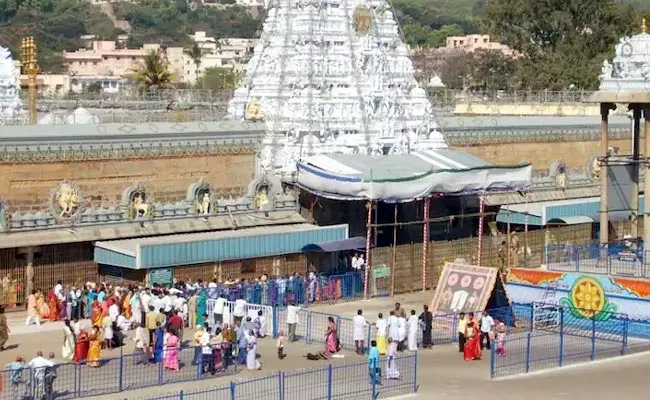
[0,46,23,125]
[228,0,447,176]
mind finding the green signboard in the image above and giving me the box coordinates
[149,268,174,287]
[372,265,391,279]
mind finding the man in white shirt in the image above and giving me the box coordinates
[54,281,64,302]
[387,310,399,344]
[407,309,419,351]
[108,300,120,323]
[28,351,54,398]
[286,301,300,342]
[351,254,359,270]
[357,254,366,271]
[233,298,247,325]
[140,289,151,313]
[480,312,495,350]
[162,292,173,315]
[213,295,226,326]
[374,313,388,355]
[200,326,212,373]
[353,309,368,355]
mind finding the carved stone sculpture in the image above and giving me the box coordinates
[57,183,80,218]
[0,46,23,124]
[196,192,211,215]
[130,192,150,219]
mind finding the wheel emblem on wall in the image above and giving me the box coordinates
[49,180,82,224]
[559,276,617,320]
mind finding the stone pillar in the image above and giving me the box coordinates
[600,103,610,247]
[643,106,650,251]
[631,105,641,239]
[25,247,34,302]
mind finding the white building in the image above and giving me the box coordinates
[183,32,257,84]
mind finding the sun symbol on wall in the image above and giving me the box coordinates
[559,277,617,320]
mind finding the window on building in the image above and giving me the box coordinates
[484,38,488,43]
[241,259,256,274]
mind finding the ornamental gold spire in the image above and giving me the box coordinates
[20,36,39,125]
[642,18,648,34]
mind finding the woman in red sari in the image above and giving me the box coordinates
[74,330,90,363]
[463,321,482,361]
[47,288,60,321]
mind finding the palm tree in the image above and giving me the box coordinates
[184,42,203,86]
[132,50,175,90]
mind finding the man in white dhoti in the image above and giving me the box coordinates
[353,309,368,355]
[397,314,406,351]
[387,311,399,345]
[407,309,419,351]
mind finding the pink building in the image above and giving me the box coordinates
[443,34,514,57]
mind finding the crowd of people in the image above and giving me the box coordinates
[0,273,510,397]
[457,311,507,361]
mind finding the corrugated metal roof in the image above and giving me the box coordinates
[95,223,349,269]
[97,223,338,255]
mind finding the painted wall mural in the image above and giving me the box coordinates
[507,268,650,321]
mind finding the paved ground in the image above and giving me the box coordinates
[1,292,649,400]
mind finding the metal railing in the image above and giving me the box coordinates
[490,303,650,378]
[0,89,602,125]
[545,244,650,279]
[127,354,417,400]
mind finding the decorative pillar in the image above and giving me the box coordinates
[422,196,430,291]
[600,103,611,247]
[631,106,641,239]
[363,201,372,299]
[643,107,650,253]
[476,192,485,266]
[390,204,398,297]
[25,247,34,302]
[20,37,39,125]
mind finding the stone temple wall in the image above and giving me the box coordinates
[0,153,254,212]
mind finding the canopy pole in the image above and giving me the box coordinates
[391,204,398,297]
[477,192,485,266]
[524,193,529,267]
[506,195,511,271]
[422,196,430,291]
[364,200,372,300]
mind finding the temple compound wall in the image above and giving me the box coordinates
[0,121,308,307]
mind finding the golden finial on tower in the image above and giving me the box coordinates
[642,17,648,34]
[20,36,39,125]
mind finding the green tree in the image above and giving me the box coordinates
[470,49,516,91]
[485,0,637,90]
[184,42,202,85]
[200,67,242,90]
[132,50,175,90]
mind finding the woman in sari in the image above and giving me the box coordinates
[246,330,261,370]
[47,288,59,322]
[123,291,132,320]
[196,290,207,327]
[87,326,102,367]
[320,316,338,359]
[495,318,507,356]
[73,330,90,364]
[153,323,164,363]
[36,290,50,320]
[210,327,224,374]
[463,321,481,361]
[163,330,180,371]
[90,300,103,328]
[62,320,75,361]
